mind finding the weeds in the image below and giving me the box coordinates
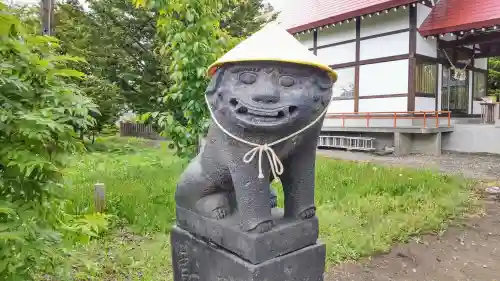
[61,137,473,280]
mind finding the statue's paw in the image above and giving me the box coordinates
[298,207,316,220]
[213,206,230,220]
[250,220,274,233]
[195,193,231,219]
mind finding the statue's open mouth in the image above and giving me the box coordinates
[229,98,298,126]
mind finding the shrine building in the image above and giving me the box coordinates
[276,0,500,155]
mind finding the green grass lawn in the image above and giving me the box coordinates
[62,137,473,280]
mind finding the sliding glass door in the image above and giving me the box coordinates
[441,66,469,114]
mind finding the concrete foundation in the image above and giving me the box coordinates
[394,132,412,156]
[443,124,500,154]
[412,133,441,155]
[321,129,444,156]
[393,132,442,156]
[321,118,500,155]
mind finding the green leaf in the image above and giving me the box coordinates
[0,232,25,242]
[49,69,86,78]
[46,55,88,64]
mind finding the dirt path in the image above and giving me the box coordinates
[327,197,500,281]
[320,149,500,281]
[318,149,500,180]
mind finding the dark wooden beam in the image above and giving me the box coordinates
[360,93,408,99]
[354,16,361,112]
[330,54,409,69]
[316,39,357,50]
[360,28,411,41]
[415,53,438,63]
[415,92,436,98]
[407,5,417,112]
[313,30,318,55]
[332,93,409,100]
[316,28,410,50]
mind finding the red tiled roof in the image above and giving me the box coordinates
[418,0,500,36]
[278,0,418,34]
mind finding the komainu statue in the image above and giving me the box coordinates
[175,24,337,234]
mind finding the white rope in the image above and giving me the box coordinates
[442,49,474,81]
[205,94,331,179]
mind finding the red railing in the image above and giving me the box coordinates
[325,111,451,128]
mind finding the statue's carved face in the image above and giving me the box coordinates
[206,62,334,131]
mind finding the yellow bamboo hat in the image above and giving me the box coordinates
[207,23,337,82]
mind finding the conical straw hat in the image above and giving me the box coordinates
[207,23,337,81]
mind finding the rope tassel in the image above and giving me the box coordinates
[243,144,284,179]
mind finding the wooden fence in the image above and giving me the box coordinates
[119,122,164,140]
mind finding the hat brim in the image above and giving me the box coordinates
[208,59,337,82]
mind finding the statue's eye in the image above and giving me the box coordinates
[239,72,257,84]
[316,73,333,90]
[279,75,295,87]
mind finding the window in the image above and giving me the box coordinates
[332,67,355,98]
[415,60,437,95]
[473,71,487,101]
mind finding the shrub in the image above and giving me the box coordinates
[0,3,100,280]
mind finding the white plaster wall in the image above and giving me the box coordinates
[331,67,355,98]
[317,21,356,46]
[359,59,409,96]
[296,32,314,49]
[475,58,488,70]
[416,3,430,26]
[417,36,437,58]
[416,2,437,58]
[360,8,409,37]
[317,43,356,65]
[415,97,436,111]
[327,100,354,113]
[359,97,408,112]
[360,32,409,60]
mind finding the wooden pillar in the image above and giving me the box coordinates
[354,16,361,112]
[313,29,318,55]
[407,5,417,112]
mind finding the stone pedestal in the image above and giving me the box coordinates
[176,206,319,264]
[171,226,326,281]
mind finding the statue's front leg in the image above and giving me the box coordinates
[229,157,273,233]
[280,141,317,220]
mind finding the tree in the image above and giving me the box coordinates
[135,0,275,157]
[488,57,500,96]
[223,0,278,37]
[0,2,98,279]
[55,0,167,115]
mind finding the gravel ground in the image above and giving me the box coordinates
[317,149,500,180]
[327,196,500,281]
[319,149,500,281]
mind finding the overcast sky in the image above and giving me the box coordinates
[13,0,285,8]
[11,0,284,15]
[268,0,284,11]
